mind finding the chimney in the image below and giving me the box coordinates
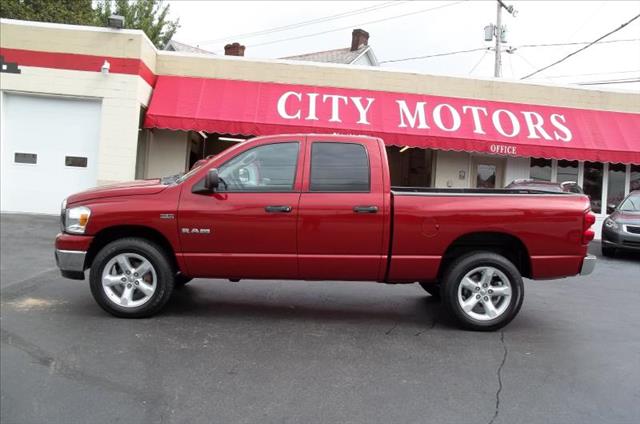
[224,42,245,56]
[351,29,369,51]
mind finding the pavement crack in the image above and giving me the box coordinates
[488,331,508,424]
[0,327,160,405]
[385,322,398,335]
[414,317,437,336]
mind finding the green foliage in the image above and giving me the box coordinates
[94,0,179,49]
[0,0,180,49]
[0,0,96,26]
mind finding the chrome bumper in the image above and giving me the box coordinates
[55,249,86,273]
[580,254,596,276]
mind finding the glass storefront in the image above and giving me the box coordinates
[530,158,552,181]
[583,162,604,213]
[631,164,640,192]
[557,160,579,184]
[606,163,627,213]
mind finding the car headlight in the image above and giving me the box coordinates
[64,205,91,234]
[604,218,618,230]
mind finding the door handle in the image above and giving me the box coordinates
[265,205,292,213]
[353,205,378,214]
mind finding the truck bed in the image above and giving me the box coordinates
[392,187,571,195]
[387,188,591,282]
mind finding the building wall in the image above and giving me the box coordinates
[144,130,189,178]
[504,157,531,185]
[1,19,155,186]
[434,151,470,188]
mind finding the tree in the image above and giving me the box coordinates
[94,0,179,49]
[0,0,96,26]
[1,0,180,49]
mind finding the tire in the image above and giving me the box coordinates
[441,251,524,331]
[89,238,174,318]
[174,274,193,288]
[601,245,615,257]
[418,282,441,299]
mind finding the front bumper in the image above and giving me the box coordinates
[55,249,86,280]
[602,225,640,251]
[579,254,596,276]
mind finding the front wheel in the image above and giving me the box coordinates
[89,238,174,318]
[441,252,524,331]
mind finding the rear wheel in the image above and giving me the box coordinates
[89,238,174,318]
[441,252,524,331]
[418,282,441,299]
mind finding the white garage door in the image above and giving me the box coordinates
[1,93,101,214]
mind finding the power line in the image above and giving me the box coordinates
[248,1,466,48]
[545,69,640,79]
[469,49,490,75]
[516,37,639,49]
[379,38,638,64]
[520,13,640,80]
[380,47,489,64]
[577,78,640,86]
[197,1,407,46]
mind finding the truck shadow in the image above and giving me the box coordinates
[164,283,456,329]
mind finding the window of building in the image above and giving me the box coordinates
[630,164,640,192]
[530,158,551,181]
[557,160,579,184]
[606,163,627,213]
[217,142,299,192]
[65,156,88,167]
[14,152,37,164]
[310,142,370,192]
[583,161,603,213]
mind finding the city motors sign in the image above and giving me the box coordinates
[276,90,573,146]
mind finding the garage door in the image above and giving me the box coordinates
[1,93,101,214]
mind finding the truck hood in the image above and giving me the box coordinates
[66,179,168,204]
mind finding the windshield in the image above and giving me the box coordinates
[619,194,640,212]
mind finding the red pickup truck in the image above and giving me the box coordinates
[55,134,596,330]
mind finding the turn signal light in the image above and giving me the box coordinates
[582,211,596,244]
[78,213,89,226]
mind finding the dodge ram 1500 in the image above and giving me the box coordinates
[56,134,596,330]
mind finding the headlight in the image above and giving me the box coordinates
[604,218,618,230]
[64,206,91,234]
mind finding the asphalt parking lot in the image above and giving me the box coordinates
[1,213,639,424]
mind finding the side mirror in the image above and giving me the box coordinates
[607,203,617,214]
[204,168,220,191]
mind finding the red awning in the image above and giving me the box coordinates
[144,76,640,164]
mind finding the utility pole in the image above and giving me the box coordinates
[494,1,502,77]
[485,0,517,78]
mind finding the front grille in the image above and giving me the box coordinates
[625,225,640,235]
[622,240,640,247]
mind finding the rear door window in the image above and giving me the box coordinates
[310,142,370,192]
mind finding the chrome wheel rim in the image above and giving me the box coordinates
[101,253,157,308]
[457,266,512,321]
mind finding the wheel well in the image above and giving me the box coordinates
[85,226,179,273]
[438,232,531,279]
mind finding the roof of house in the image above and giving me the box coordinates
[164,40,215,55]
[282,45,376,65]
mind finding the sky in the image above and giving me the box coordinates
[166,0,640,90]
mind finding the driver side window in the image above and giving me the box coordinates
[217,142,299,192]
